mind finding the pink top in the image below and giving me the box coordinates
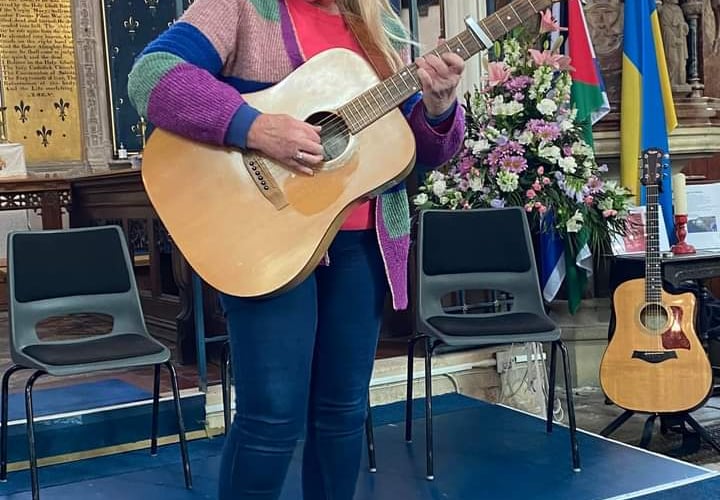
[286,0,375,230]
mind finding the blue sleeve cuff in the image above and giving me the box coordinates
[425,100,457,127]
[224,104,262,149]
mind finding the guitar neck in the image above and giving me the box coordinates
[645,184,663,304]
[338,0,554,134]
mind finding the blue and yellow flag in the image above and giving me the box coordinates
[621,0,678,241]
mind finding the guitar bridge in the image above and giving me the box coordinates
[631,350,678,364]
[244,154,288,210]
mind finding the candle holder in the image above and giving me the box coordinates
[671,214,696,255]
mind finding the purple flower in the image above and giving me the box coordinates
[526,119,561,142]
[500,155,528,173]
[513,92,525,102]
[490,198,506,208]
[486,141,526,171]
[504,76,534,92]
[585,175,604,193]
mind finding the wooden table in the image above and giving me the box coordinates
[0,174,71,229]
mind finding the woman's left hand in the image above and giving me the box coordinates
[416,44,465,117]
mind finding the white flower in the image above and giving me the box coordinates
[470,176,484,191]
[558,156,577,174]
[517,130,534,145]
[559,119,573,132]
[432,180,447,197]
[566,210,584,233]
[493,100,524,116]
[536,98,557,116]
[414,193,428,205]
[572,141,594,158]
[472,139,491,155]
[428,170,445,183]
[538,145,561,163]
[496,171,519,193]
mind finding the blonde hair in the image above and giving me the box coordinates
[338,0,413,72]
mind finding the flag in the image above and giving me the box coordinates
[541,1,607,313]
[566,0,610,144]
[620,0,677,243]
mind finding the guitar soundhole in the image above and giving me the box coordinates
[306,111,350,162]
[640,304,669,331]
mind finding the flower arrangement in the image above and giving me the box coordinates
[413,11,633,258]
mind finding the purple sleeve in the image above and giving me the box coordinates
[405,98,465,170]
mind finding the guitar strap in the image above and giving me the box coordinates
[344,14,395,81]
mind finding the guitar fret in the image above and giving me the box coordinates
[455,38,469,58]
[527,0,539,14]
[509,4,523,24]
[496,13,509,32]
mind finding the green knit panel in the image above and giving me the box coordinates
[127,52,186,118]
[249,0,280,22]
[381,189,411,238]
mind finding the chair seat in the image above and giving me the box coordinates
[22,333,165,366]
[428,312,557,337]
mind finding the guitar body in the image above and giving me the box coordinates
[141,49,416,297]
[600,278,713,414]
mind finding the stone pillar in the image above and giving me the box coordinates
[72,0,115,171]
[681,0,706,97]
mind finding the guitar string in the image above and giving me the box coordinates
[291,35,476,155]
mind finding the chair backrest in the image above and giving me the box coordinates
[7,225,149,353]
[415,207,547,328]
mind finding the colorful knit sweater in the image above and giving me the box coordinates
[127,0,465,310]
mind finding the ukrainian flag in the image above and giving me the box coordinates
[620,0,678,241]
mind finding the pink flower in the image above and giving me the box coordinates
[542,177,551,185]
[525,204,533,212]
[539,9,567,34]
[526,189,536,199]
[529,49,574,71]
[537,166,545,175]
[603,209,618,218]
[584,195,594,205]
[532,180,542,191]
[488,61,511,87]
[538,204,547,214]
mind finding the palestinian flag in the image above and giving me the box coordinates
[543,0,609,313]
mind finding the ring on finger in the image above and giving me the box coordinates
[294,151,304,162]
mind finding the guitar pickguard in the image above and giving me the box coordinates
[662,306,691,350]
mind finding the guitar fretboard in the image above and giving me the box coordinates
[645,183,663,305]
[338,0,553,134]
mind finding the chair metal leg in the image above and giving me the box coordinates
[365,396,376,473]
[221,341,232,433]
[682,413,720,454]
[25,370,46,500]
[1,365,26,482]
[559,341,580,472]
[424,337,435,481]
[546,341,558,433]
[150,364,161,456]
[405,335,423,442]
[164,361,192,489]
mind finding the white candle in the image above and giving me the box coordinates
[672,173,688,215]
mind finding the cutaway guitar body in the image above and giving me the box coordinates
[600,278,712,413]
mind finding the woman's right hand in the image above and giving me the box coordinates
[246,114,324,176]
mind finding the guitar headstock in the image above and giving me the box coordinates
[641,148,665,190]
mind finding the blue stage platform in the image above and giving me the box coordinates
[1,394,717,499]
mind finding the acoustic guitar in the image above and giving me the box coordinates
[600,148,713,414]
[141,0,560,298]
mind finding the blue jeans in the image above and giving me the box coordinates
[217,230,388,500]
